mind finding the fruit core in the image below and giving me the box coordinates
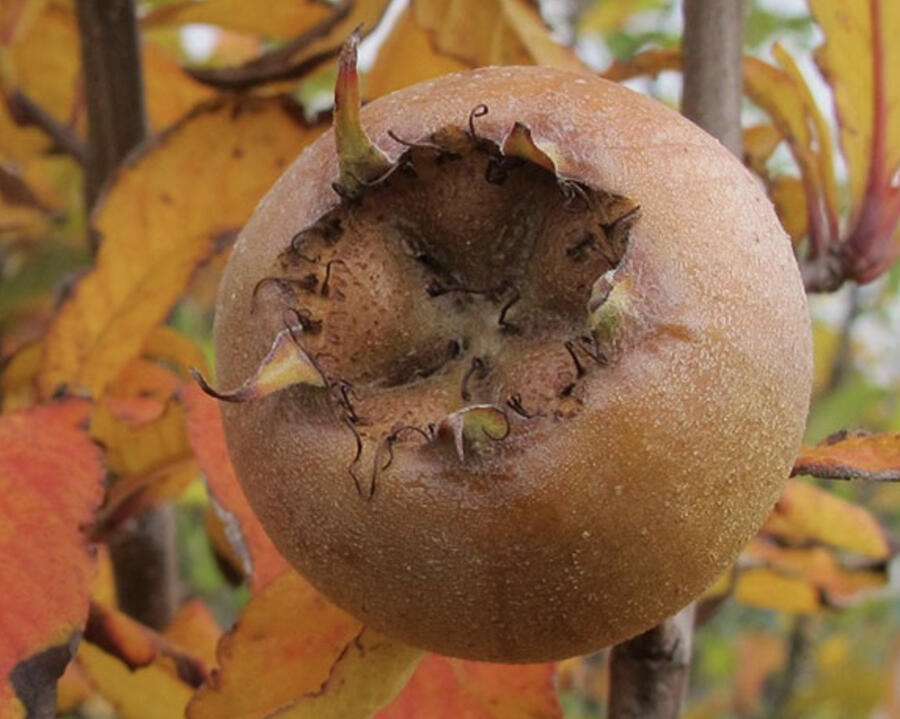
[236,113,640,497]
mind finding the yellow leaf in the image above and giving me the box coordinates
[143,40,215,131]
[141,0,338,40]
[0,0,82,164]
[809,0,900,228]
[270,629,423,719]
[365,7,467,99]
[769,174,808,243]
[184,0,393,90]
[90,398,198,526]
[578,0,659,36]
[78,643,194,719]
[38,97,325,398]
[187,571,366,719]
[763,480,889,558]
[734,567,820,613]
[743,123,782,176]
[410,0,587,73]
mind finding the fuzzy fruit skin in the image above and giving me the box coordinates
[214,67,812,662]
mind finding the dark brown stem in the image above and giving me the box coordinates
[766,615,813,719]
[75,0,147,214]
[5,90,86,164]
[681,0,746,157]
[76,0,178,630]
[607,4,745,716]
[608,604,697,719]
[107,509,179,630]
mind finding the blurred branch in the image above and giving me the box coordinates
[766,615,813,719]
[608,604,697,719]
[75,0,178,631]
[5,90,86,165]
[75,0,147,211]
[607,4,745,716]
[681,0,745,156]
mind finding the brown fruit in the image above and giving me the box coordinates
[210,60,812,662]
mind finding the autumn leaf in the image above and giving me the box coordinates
[83,602,207,686]
[376,655,562,719]
[365,7,467,99]
[410,0,587,73]
[142,40,215,131]
[810,0,900,281]
[170,0,394,91]
[38,96,325,400]
[90,397,198,531]
[181,382,289,590]
[0,0,83,164]
[762,480,889,558]
[141,0,340,41]
[794,430,900,482]
[0,401,103,719]
[188,570,421,719]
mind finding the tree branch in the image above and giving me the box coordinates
[681,0,745,157]
[76,0,178,631]
[75,0,147,211]
[608,604,697,719]
[5,90,86,165]
[607,3,746,716]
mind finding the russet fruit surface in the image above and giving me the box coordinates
[213,66,812,662]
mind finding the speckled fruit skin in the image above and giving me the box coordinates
[214,66,812,662]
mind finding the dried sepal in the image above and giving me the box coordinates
[334,32,392,196]
[192,327,326,403]
[587,269,634,341]
[437,404,510,462]
[500,122,557,173]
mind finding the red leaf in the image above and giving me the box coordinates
[181,383,289,590]
[0,401,104,717]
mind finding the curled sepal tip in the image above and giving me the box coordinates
[192,327,326,403]
[587,270,634,340]
[334,31,392,196]
[500,122,558,174]
[437,404,510,462]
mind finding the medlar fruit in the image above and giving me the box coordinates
[206,44,812,662]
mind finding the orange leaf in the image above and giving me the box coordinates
[809,0,900,249]
[377,655,562,719]
[0,401,103,718]
[164,601,221,668]
[186,570,366,719]
[38,96,325,399]
[365,7,467,99]
[181,382,289,590]
[762,480,888,558]
[794,431,900,483]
